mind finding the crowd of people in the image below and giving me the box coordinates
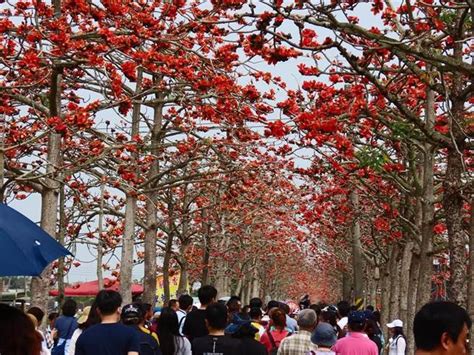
[0,285,471,355]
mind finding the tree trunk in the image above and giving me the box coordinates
[388,245,400,322]
[350,190,365,309]
[178,259,188,296]
[57,183,66,307]
[30,66,62,314]
[119,69,142,304]
[97,182,105,290]
[380,262,391,328]
[417,87,435,309]
[399,241,414,326]
[342,271,352,301]
[407,251,420,355]
[468,197,474,349]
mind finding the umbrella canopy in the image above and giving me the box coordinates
[0,203,72,276]
[49,278,144,296]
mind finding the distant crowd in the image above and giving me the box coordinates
[0,285,471,355]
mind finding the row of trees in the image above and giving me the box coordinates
[1,1,472,349]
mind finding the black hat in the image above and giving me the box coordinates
[121,303,143,320]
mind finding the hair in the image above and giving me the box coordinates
[168,299,178,308]
[0,304,42,355]
[27,307,45,324]
[48,312,59,322]
[141,303,153,313]
[205,303,228,330]
[297,309,317,328]
[27,313,39,328]
[241,305,250,314]
[392,326,405,339]
[95,290,122,316]
[321,310,338,327]
[250,307,262,320]
[337,301,351,318]
[267,300,279,311]
[414,301,472,351]
[349,321,365,332]
[227,297,241,314]
[365,319,378,336]
[249,297,263,309]
[371,310,381,323]
[232,322,258,339]
[366,305,375,312]
[310,304,322,316]
[270,308,287,329]
[79,302,101,330]
[61,299,78,317]
[198,285,217,306]
[178,294,193,311]
[157,307,182,355]
[280,303,291,315]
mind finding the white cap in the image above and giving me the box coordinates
[387,319,403,328]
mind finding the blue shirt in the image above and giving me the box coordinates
[286,315,298,332]
[75,323,140,355]
[55,315,78,340]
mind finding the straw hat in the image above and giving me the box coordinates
[77,306,91,324]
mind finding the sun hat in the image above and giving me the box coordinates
[77,306,91,324]
[311,322,337,347]
[387,319,403,328]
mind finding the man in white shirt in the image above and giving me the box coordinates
[337,301,350,331]
[177,294,194,336]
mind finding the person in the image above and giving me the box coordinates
[260,308,290,354]
[141,303,155,330]
[336,301,350,333]
[280,303,298,333]
[365,319,383,354]
[250,307,266,340]
[0,304,42,355]
[192,302,241,355]
[310,322,337,354]
[28,306,50,354]
[169,299,179,312]
[157,307,191,355]
[231,320,267,355]
[177,294,194,336]
[332,311,378,355]
[320,306,341,338]
[182,285,217,342]
[52,299,78,355]
[227,296,242,320]
[371,311,384,350]
[277,309,318,354]
[68,304,100,355]
[413,301,471,355]
[27,313,50,355]
[46,312,59,350]
[386,319,406,355]
[366,306,375,312]
[122,303,162,355]
[75,290,140,355]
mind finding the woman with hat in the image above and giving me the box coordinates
[67,304,100,355]
[386,319,406,355]
[310,322,336,354]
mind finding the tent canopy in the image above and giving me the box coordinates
[49,278,143,297]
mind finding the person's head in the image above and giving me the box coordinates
[309,304,322,318]
[311,322,337,348]
[297,309,317,331]
[27,313,39,329]
[348,311,366,332]
[168,299,179,311]
[205,302,228,331]
[366,305,374,312]
[139,303,153,321]
[387,319,404,337]
[321,306,338,327]
[198,285,217,306]
[267,300,279,311]
[121,303,144,326]
[157,307,181,355]
[337,301,350,318]
[249,307,262,321]
[249,297,263,309]
[280,302,291,315]
[365,319,378,337]
[231,321,258,339]
[414,301,471,354]
[95,290,122,319]
[27,307,45,325]
[372,310,381,323]
[79,303,100,330]
[61,298,78,317]
[227,296,242,314]
[0,304,42,355]
[269,308,287,330]
[48,312,59,328]
[178,294,194,312]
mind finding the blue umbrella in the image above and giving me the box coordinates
[0,203,72,276]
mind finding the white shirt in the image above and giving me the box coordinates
[175,335,192,355]
[67,328,82,355]
[389,335,406,355]
[176,309,187,336]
